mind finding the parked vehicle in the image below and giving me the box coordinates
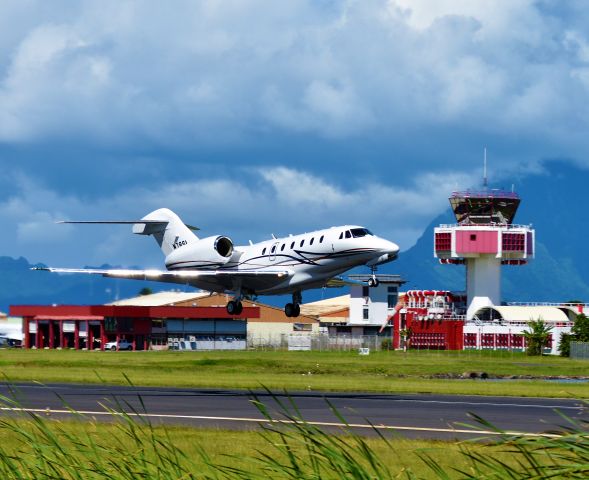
[104,339,132,351]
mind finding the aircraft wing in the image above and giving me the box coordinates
[324,276,364,288]
[33,267,292,292]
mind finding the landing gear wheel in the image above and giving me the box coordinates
[284,303,301,317]
[227,301,243,315]
[368,277,379,288]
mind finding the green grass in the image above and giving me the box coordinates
[0,420,480,478]
[0,395,586,479]
[1,348,588,397]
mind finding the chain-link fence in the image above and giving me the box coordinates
[244,334,388,352]
[570,341,589,359]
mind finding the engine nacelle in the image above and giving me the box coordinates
[366,252,398,267]
[165,235,234,269]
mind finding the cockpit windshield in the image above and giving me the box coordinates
[350,228,373,238]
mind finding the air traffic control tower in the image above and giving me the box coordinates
[434,189,535,319]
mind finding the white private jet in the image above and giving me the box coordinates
[36,208,399,317]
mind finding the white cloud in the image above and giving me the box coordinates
[0,167,477,267]
[0,0,587,159]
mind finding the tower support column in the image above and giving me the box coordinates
[466,256,501,320]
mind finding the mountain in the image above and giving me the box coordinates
[388,160,589,303]
[2,160,589,310]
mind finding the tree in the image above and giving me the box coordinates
[571,313,589,342]
[138,287,153,296]
[522,318,553,356]
[558,313,589,357]
[558,332,571,357]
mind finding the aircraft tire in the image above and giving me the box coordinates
[293,304,301,317]
[235,301,243,315]
[284,303,294,317]
[227,301,237,315]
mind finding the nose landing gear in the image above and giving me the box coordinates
[368,266,380,287]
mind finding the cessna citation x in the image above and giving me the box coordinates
[37,208,400,317]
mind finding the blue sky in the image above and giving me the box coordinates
[1,0,588,267]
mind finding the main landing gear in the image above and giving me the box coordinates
[226,299,243,315]
[284,291,302,318]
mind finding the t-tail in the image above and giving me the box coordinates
[132,208,200,257]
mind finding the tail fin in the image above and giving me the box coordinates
[133,208,199,257]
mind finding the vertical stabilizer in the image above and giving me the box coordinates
[133,208,198,257]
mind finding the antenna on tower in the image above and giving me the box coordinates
[483,147,488,188]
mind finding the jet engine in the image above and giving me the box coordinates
[165,235,234,268]
[366,252,398,267]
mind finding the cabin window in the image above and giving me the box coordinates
[345,231,351,239]
[290,242,295,249]
[350,228,373,238]
[262,248,266,255]
[310,238,314,245]
[281,244,285,251]
[300,240,305,247]
[271,245,276,253]
[319,235,324,243]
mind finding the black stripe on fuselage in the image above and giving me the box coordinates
[166,247,378,271]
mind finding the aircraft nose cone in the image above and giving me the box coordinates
[386,241,400,260]
[378,239,399,260]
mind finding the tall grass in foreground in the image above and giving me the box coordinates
[0,389,586,479]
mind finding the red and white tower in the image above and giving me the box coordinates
[434,190,535,319]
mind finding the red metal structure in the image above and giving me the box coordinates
[10,305,260,350]
[391,290,466,350]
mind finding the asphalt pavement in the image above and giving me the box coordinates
[0,382,586,440]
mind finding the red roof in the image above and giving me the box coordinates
[10,304,260,319]
[33,315,104,321]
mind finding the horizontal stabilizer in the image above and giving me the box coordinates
[57,220,200,233]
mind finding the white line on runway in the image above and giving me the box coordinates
[0,406,562,438]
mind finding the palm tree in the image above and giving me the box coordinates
[522,318,553,356]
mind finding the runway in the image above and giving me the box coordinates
[0,383,586,440]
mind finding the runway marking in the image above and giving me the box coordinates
[0,406,562,438]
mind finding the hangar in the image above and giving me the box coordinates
[10,303,259,350]
[10,291,319,350]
